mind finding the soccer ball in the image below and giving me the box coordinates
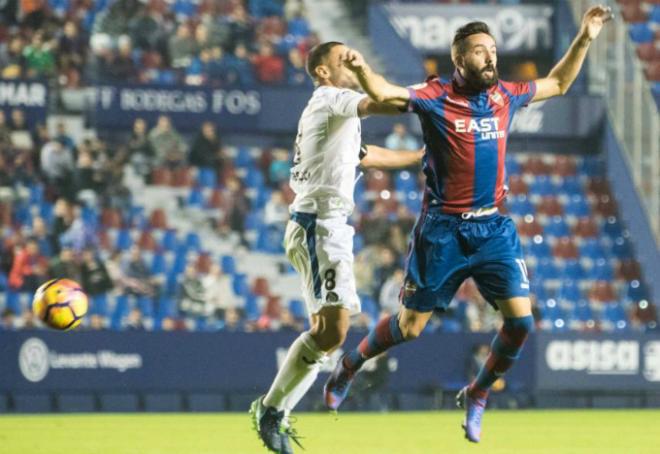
[32,279,89,330]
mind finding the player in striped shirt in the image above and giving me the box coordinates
[324,5,612,443]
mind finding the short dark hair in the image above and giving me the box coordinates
[452,21,493,56]
[305,41,344,79]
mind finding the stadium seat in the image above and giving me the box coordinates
[611,236,633,259]
[554,156,577,177]
[115,229,133,251]
[557,279,582,302]
[529,175,556,197]
[557,175,583,195]
[580,238,606,259]
[561,259,585,281]
[573,217,599,237]
[553,237,579,259]
[507,194,535,216]
[618,259,641,281]
[91,294,109,317]
[537,197,563,217]
[507,174,528,195]
[602,302,629,331]
[289,299,306,319]
[244,294,260,320]
[395,170,418,193]
[220,255,236,275]
[184,232,202,251]
[544,216,570,237]
[629,23,654,43]
[535,258,561,281]
[528,237,552,259]
[626,280,649,301]
[187,188,204,207]
[565,195,591,218]
[233,274,250,297]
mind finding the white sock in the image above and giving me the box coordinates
[282,355,328,418]
[263,332,325,410]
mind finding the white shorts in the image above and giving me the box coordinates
[284,212,360,316]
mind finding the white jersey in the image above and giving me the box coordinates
[289,86,367,218]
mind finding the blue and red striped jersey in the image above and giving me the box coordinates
[407,72,536,214]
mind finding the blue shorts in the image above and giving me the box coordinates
[402,211,530,312]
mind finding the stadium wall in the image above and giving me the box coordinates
[2,331,658,412]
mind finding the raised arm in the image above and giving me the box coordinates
[360,145,424,170]
[533,5,612,102]
[343,49,411,109]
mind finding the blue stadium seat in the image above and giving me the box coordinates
[395,171,417,193]
[579,157,606,176]
[137,296,154,317]
[580,238,605,259]
[561,259,584,281]
[187,188,204,207]
[626,280,648,301]
[602,217,623,238]
[245,168,265,188]
[629,23,654,43]
[5,290,22,313]
[440,318,462,333]
[29,183,44,205]
[505,157,521,175]
[651,5,660,24]
[244,294,260,320]
[91,294,109,317]
[184,232,201,251]
[572,300,594,323]
[150,253,166,275]
[564,194,591,217]
[544,216,570,237]
[233,274,249,297]
[221,255,236,275]
[157,296,177,318]
[161,229,178,251]
[115,229,133,251]
[0,272,7,291]
[529,238,552,259]
[353,233,365,254]
[289,299,306,319]
[557,175,583,195]
[557,279,581,302]
[528,175,555,197]
[611,236,633,259]
[197,168,217,189]
[254,188,272,210]
[602,303,629,330]
[245,210,265,231]
[507,194,534,216]
[404,191,423,213]
[111,295,130,330]
[588,258,614,281]
[234,147,253,168]
[535,258,561,280]
[39,202,54,225]
[360,294,379,322]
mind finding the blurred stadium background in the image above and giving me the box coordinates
[0,0,658,452]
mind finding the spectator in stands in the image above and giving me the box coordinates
[0,111,12,146]
[168,23,197,69]
[0,308,17,331]
[178,264,207,319]
[361,201,390,246]
[287,47,311,86]
[0,155,14,203]
[89,314,106,330]
[264,190,289,228]
[385,123,419,151]
[23,30,56,78]
[48,244,81,281]
[227,4,253,50]
[0,37,26,79]
[29,216,57,258]
[59,205,97,252]
[21,0,46,30]
[222,176,250,247]
[9,109,34,150]
[372,246,398,300]
[268,148,290,187]
[54,122,75,150]
[222,42,255,86]
[189,121,223,169]
[128,2,167,52]
[203,263,240,319]
[57,20,87,79]
[279,306,305,332]
[122,245,159,298]
[252,41,284,85]
[40,137,75,199]
[461,280,500,332]
[95,0,140,38]
[8,238,48,292]
[80,248,113,306]
[194,23,213,54]
[108,35,138,82]
[148,115,187,168]
[74,149,98,198]
[379,269,405,316]
[127,118,155,181]
[52,198,74,242]
[125,307,146,330]
[222,306,244,331]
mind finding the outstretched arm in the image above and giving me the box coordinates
[533,5,612,102]
[343,49,411,109]
[360,145,424,170]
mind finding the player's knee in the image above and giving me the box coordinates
[309,324,348,352]
[399,322,424,341]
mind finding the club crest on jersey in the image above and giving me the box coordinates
[490,92,504,107]
[454,118,505,140]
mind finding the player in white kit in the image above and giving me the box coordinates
[250,42,423,453]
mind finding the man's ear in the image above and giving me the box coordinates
[315,65,329,80]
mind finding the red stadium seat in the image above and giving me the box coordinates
[138,230,157,251]
[589,281,617,302]
[594,195,618,217]
[522,156,549,175]
[573,217,599,238]
[366,170,392,192]
[517,216,543,237]
[554,155,577,177]
[149,209,168,229]
[636,42,660,62]
[150,167,172,186]
[252,277,270,297]
[553,236,580,259]
[631,301,658,325]
[171,167,193,187]
[101,208,122,228]
[587,177,611,196]
[536,196,563,216]
[507,175,528,195]
[644,61,660,81]
[620,4,647,22]
[208,189,225,208]
[195,253,212,274]
[618,259,642,281]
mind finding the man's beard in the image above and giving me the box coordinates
[463,63,499,91]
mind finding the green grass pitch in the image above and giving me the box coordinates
[1,410,659,454]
